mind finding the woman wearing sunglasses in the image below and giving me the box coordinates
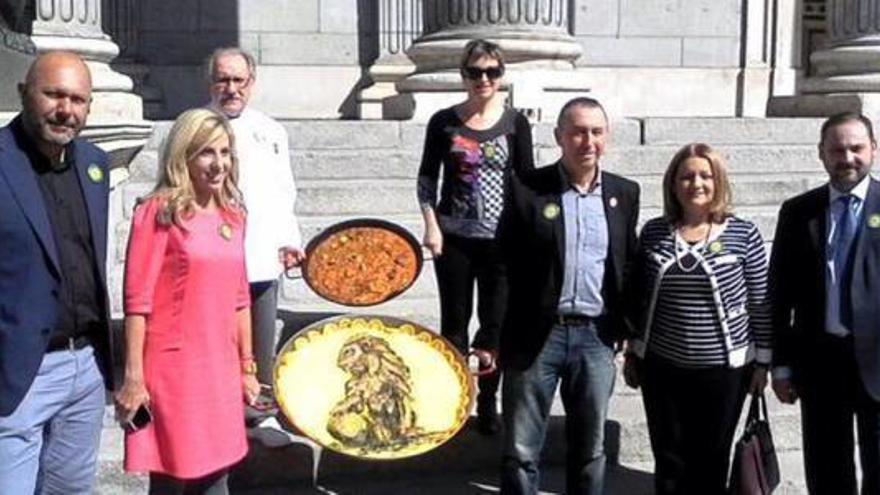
[417,39,534,435]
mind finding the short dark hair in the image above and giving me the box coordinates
[820,111,876,145]
[459,39,505,73]
[556,96,608,129]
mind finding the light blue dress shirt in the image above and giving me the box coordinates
[557,170,608,317]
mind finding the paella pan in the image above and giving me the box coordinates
[300,219,423,307]
[274,315,474,460]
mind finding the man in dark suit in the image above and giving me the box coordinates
[0,51,113,493]
[770,112,880,494]
[497,97,640,495]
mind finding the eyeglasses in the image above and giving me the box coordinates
[212,75,253,88]
[462,66,504,80]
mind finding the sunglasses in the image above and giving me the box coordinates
[462,66,504,80]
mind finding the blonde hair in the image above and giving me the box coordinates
[662,142,732,224]
[149,108,243,227]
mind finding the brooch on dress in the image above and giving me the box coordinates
[219,223,233,241]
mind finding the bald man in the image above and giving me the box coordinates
[0,51,113,494]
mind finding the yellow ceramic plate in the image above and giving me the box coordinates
[274,315,474,460]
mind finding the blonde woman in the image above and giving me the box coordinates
[624,143,771,494]
[115,108,260,494]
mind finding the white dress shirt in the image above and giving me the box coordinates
[228,108,302,283]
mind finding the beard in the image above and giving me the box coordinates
[23,111,81,148]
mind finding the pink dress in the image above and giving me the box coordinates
[123,196,250,478]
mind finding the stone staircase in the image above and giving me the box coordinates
[103,116,830,493]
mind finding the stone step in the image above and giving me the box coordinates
[291,144,823,181]
[282,117,825,151]
[641,117,826,145]
[134,119,825,180]
[281,119,644,152]
[290,174,816,217]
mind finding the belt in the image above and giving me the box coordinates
[556,313,594,326]
[46,334,92,353]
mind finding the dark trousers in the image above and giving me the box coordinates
[149,469,229,494]
[799,334,880,495]
[434,234,506,412]
[640,354,749,495]
[249,280,279,385]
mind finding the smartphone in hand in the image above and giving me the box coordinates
[124,404,152,432]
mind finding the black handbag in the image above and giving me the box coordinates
[728,392,781,495]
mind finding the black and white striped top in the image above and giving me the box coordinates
[629,216,772,368]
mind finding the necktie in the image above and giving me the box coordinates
[833,194,858,327]
[833,195,857,279]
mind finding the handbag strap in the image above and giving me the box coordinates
[747,391,770,423]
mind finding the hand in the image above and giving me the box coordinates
[472,348,497,368]
[749,365,769,395]
[242,374,261,406]
[278,246,306,269]
[115,377,150,424]
[622,354,640,389]
[423,228,443,257]
[772,377,798,404]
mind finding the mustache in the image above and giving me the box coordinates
[46,117,77,129]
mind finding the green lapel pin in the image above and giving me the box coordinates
[87,164,103,183]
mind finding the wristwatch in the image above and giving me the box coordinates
[242,361,258,375]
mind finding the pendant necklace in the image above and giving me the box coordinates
[675,223,712,273]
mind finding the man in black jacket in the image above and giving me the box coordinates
[497,97,640,495]
[770,111,880,494]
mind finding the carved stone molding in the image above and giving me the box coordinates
[407,0,580,72]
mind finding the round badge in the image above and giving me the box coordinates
[709,240,723,253]
[869,214,880,229]
[543,203,560,220]
[87,164,103,183]
[482,143,496,159]
[219,223,233,241]
[609,197,618,208]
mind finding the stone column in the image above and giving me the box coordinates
[805,0,880,91]
[358,0,422,119]
[775,0,880,120]
[396,0,585,122]
[738,0,775,116]
[30,0,149,143]
[408,0,580,72]
[102,0,162,117]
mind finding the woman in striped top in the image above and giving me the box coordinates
[623,143,771,494]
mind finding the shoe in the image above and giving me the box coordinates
[476,410,500,436]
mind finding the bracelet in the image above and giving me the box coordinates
[242,361,258,375]
[240,355,255,363]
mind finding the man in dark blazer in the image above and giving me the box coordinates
[497,97,640,495]
[770,111,880,494]
[0,51,113,493]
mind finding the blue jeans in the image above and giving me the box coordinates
[0,346,105,495]
[501,319,616,495]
